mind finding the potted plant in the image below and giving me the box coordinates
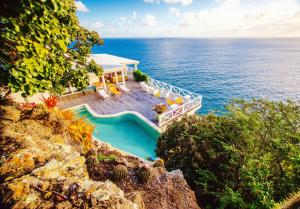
[153,103,167,122]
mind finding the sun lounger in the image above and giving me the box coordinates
[184,95,191,101]
[140,82,149,92]
[170,103,179,109]
[174,97,184,105]
[166,98,176,106]
[148,87,159,95]
[109,85,121,95]
[98,89,109,99]
[118,84,130,92]
[160,89,170,98]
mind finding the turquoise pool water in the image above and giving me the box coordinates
[75,107,160,160]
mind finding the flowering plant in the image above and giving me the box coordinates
[42,96,58,109]
[153,103,167,114]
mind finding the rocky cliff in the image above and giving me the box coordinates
[0,105,200,209]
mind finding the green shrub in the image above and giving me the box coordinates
[157,99,300,209]
[97,154,117,162]
[133,70,148,82]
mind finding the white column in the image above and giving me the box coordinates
[102,74,107,92]
[115,71,118,84]
[134,64,137,70]
[121,68,126,86]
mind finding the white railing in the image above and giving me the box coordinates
[147,78,202,127]
[158,96,202,127]
[148,78,199,100]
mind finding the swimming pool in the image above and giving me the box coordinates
[75,106,160,160]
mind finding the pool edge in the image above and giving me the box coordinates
[64,103,161,133]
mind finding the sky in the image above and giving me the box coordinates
[75,0,300,38]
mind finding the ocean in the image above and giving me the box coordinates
[92,38,300,114]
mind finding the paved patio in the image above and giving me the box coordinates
[58,79,165,124]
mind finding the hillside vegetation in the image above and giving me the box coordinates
[0,101,200,209]
[157,99,300,209]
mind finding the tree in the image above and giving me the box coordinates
[157,99,300,209]
[0,0,103,97]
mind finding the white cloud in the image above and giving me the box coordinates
[92,21,104,29]
[86,0,300,37]
[144,14,158,26]
[75,1,89,12]
[169,7,181,16]
[132,11,137,20]
[120,17,127,21]
[163,0,192,6]
[143,0,160,3]
[143,0,191,5]
[177,0,300,37]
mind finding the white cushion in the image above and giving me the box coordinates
[98,89,109,98]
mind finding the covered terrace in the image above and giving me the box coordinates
[88,54,139,92]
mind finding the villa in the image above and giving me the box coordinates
[59,53,203,129]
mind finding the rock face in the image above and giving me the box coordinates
[0,105,200,209]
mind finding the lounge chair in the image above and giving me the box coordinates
[174,97,184,105]
[160,89,170,98]
[166,98,176,106]
[148,87,159,95]
[118,84,130,92]
[184,95,191,101]
[108,85,121,95]
[98,89,109,99]
[140,82,149,92]
[170,103,179,109]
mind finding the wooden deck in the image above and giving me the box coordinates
[58,79,165,124]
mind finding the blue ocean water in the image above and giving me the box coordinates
[92,38,300,114]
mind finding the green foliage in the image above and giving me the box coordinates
[97,154,117,162]
[157,99,300,209]
[111,165,128,180]
[87,59,103,77]
[133,69,148,82]
[137,166,151,183]
[0,0,103,96]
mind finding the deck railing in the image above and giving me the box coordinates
[147,78,202,127]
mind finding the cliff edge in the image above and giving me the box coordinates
[0,105,199,209]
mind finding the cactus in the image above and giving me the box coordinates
[137,165,151,183]
[86,149,98,172]
[111,165,128,180]
[153,159,164,167]
[86,156,98,172]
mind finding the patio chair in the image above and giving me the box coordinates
[98,89,109,99]
[118,84,130,92]
[108,85,121,95]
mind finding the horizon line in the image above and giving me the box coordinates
[100,36,300,39]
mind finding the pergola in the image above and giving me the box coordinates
[88,54,140,91]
